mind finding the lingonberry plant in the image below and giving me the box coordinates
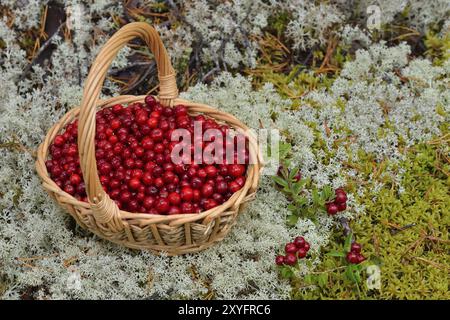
[326,232,368,293]
[276,236,312,278]
[272,142,348,225]
[46,96,249,214]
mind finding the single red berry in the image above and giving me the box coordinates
[285,242,298,254]
[181,187,194,202]
[350,242,362,254]
[174,105,188,117]
[337,202,347,212]
[294,172,301,182]
[284,253,297,266]
[69,173,82,186]
[203,199,218,210]
[168,192,181,205]
[356,254,366,264]
[143,196,155,209]
[110,119,121,130]
[144,95,157,107]
[112,104,123,114]
[293,236,306,248]
[181,202,193,213]
[64,184,75,195]
[197,169,207,180]
[154,177,164,188]
[120,191,132,204]
[326,203,339,215]
[201,184,214,198]
[346,252,359,264]
[155,198,170,214]
[204,165,218,178]
[275,255,285,266]
[216,180,228,194]
[151,129,163,141]
[303,242,310,252]
[128,178,141,190]
[228,164,245,178]
[54,135,65,147]
[334,192,347,204]
[228,181,241,193]
[142,172,153,186]
[297,247,307,259]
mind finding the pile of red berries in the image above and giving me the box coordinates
[46,96,249,214]
[326,188,348,216]
[275,236,311,266]
[346,242,366,264]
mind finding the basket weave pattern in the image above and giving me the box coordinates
[35,22,261,255]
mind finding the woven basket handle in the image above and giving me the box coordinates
[78,22,178,226]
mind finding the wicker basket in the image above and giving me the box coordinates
[35,22,261,255]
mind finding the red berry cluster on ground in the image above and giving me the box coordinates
[275,236,311,266]
[326,188,348,215]
[346,242,366,264]
[46,96,249,214]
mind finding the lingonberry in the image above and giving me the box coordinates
[228,181,241,193]
[144,95,157,107]
[168,192,181,205]
[204,165,218,178]
[181,187,194,202]
[297,247,307,259]
[356,254,365,264]
[128,178,141,190]
[155,198,170,214]
[201,184,214,198]
[69,173,82,186]
[47,98,248,215]
[337,202,347,212]
[181,202,193,213]
[284,253,297,266]
[203,199,218,210]
[350,242,362,254]
[293,236,306,248]
[346,252,359,264]
[228,164,245,178]
[334,192,347,204]
[326,203,339,215]
[303,242,310,252]
[275,255,285,266]
[285,243,298,254]
[54,135,65,147]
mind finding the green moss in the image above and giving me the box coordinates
[424,30,450,65]
[291,131,450,299]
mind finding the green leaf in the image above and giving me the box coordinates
[292,181,303,195]
[286,214,299,226]
[311,188,320,205]
[345,265,356,283]
[344,232,353,253]
[303,274,313,285]
[279,142,292,159]
[317,273,328,287]
[280,265,294,279]
[293,195,307,206]
[288,167,299,180]
[327,250,346,258]
[345,264,362,284]
[321,185,333,201]
[272,175,288,187]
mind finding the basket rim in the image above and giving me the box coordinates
[36,95,262,227]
